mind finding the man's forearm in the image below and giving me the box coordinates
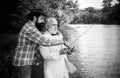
[49,39,64,46]
[25,26,65,46]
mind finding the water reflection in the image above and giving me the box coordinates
[69,25,120,78]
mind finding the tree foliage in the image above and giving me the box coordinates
[101,0,120,24]
[10,0,120,33]
[16,0,79,17]
[10,0,80,33]
[71,7,102,24]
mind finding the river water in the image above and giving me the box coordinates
[67,24,120,78]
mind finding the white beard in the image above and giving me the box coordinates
[48,29,58,35]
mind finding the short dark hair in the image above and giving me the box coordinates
[26,9,47,21]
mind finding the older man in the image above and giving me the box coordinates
[39,17,71,78]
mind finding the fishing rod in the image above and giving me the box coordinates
[65,25,94,55]
[69,25,94,46]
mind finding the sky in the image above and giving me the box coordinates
[77,0,119,9]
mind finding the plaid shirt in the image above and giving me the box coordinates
[13,21,50,66]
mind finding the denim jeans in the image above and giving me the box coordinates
[15,65,32,78]
[31,64,44,78]
[14,65,44,78]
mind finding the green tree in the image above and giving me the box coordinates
[64,0,79,12]
[102,0,113,12]
[17,0,64,17]
[16,0,79,17]
[71,7,102,24]
[85,7,96,13]
[10,0,79,33]
[101,0,120,24]
[110,0,120,24]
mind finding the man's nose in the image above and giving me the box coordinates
[42,20,44,22]
[55,26,58,28]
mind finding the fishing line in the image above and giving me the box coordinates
[69,25,94,46]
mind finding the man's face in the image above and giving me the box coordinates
[47,18,58,34]
[35,15,45,31]
[37,15,45,23]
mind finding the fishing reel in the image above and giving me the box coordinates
[63,46,76,55]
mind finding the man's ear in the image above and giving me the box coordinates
[33,16,37,23]
[45,24,48,29]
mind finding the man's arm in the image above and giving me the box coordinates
[49,39,64,46]
[25,24,64,46]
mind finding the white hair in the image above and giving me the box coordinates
[46,17,57,28]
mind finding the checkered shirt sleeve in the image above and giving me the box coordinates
[13,22,51,66]
[25,23,51,46]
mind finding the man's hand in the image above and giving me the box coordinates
[60,48,68,55]
[60,47,76,55]
[64,40,71,48]
[67,47,76,55]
